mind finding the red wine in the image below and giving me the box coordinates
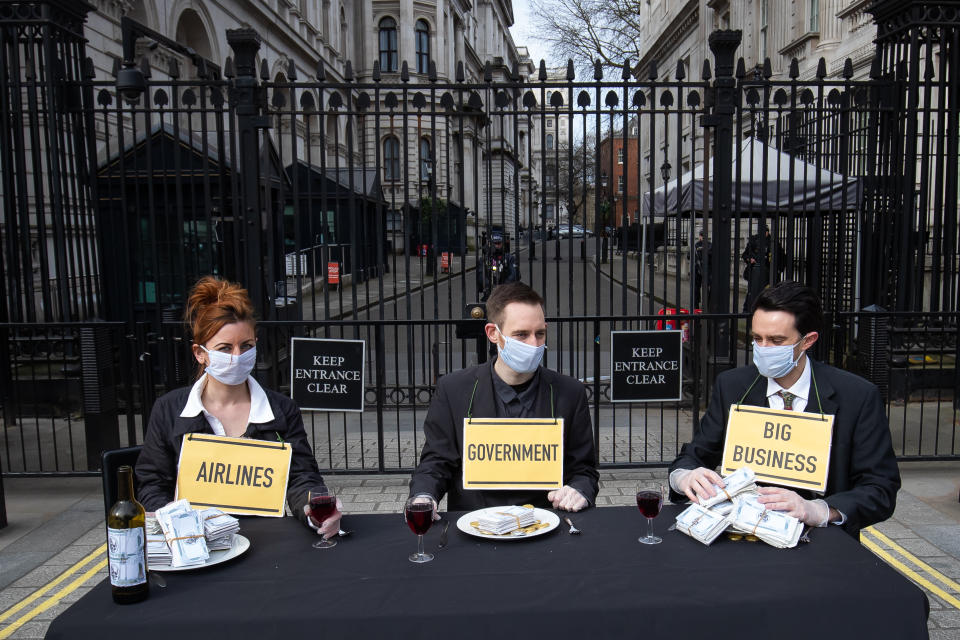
[405,504,433,535]
[636,490,663,518]
[309,495,337,524]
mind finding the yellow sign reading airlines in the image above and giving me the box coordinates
[721,404,834,493]
[175,434,292,516]
[462,418,564,490]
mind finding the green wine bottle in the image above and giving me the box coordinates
[107,465,149,604]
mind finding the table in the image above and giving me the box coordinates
[46,506,929,639]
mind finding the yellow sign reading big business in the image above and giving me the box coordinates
[462,418,564,490]
[175,434,292,516]
[721,404,834,493]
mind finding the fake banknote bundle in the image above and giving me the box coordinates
[146,503,241,564]
[156,500,210,567]
[673,466,801,548]
[699,466,758,508]
[201,508,240,551]
[476,506,536,535]
[727,495,803,549]
[674,504,729,545]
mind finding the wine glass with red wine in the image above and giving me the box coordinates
[308,489,338,549]
[404,497,435,563]
[636,483,664,545]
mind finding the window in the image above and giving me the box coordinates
[545,204,555,219]
[379,17,398,72]
[617,148,624,164]
[809,0,819,32]
[546,134,554,150]
[545,174,554,188]
[547,119,553,128]
[383,135,400,181]
[419,137,433,183]
[617,175,624,192]
[416,19,430,74]
[631,126,638,136]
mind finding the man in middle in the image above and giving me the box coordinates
[409,282,599,512]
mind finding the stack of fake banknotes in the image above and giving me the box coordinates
[155,500,210,568]
[674,466,802,549]
[145,533,173,567]
[145,503,243,565]
[200,508,240,551]
[476,505,536,535]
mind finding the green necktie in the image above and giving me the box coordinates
[778,390,795,410]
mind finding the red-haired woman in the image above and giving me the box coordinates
[135,276,341,540]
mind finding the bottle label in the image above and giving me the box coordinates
[107,527,147,587]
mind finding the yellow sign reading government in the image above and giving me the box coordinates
[721,404,834,493]
[175,433,293,516]
[462,418,564,490]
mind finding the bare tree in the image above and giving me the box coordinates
[530,0,646,74]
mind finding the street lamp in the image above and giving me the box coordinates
[660,161,672,183]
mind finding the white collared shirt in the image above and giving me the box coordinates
[180,374,275,436]
[765,354,812,413]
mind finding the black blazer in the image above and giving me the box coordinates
[409,360,600,510]
[135,384,326,525]
[669,359,901,535]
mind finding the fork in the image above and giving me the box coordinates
[564,517,581,535]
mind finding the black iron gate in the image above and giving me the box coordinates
[1,2,959,477]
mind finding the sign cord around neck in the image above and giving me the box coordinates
[737,374,763,410]
[466,379,479,423]
[810,366,826,419]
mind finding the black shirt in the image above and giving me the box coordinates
[491,365,541,418]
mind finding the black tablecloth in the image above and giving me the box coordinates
[47,506,928,639]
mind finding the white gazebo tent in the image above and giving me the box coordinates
[642,137,862,217]
[639,137,863,307]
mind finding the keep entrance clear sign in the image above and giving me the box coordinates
[610,330,682,402]
[290,338,365,412]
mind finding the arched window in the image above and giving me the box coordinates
[419,137,433,183]
[416,19,430,74]
[383,135,400,181]
[546,134,554,150]
[379,17,398,72]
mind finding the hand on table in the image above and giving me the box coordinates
[303,499,343,538]
[547,486,588,512]
[756,487,828,526]
[676,467,724,505]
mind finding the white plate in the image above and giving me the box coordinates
[456,508,560,541]
[151,534,250,572]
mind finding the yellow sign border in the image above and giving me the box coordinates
[720,404,833,492]
[175,433,292,517]
[462,418,564,491]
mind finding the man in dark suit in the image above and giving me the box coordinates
[669,281,900,536]
[409,282,599,512]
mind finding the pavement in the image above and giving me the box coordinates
[1,463,959,638]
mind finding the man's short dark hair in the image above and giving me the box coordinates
[752,281,823,335]
[486,282,544,326]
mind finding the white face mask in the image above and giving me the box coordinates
[752,336,804,379]
[199,345,257,386]
[495,325,546,374]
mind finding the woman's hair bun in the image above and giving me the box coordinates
[184,276,255,345]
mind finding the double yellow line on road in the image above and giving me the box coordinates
[861,526,960,609]
[0,544,107,639]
